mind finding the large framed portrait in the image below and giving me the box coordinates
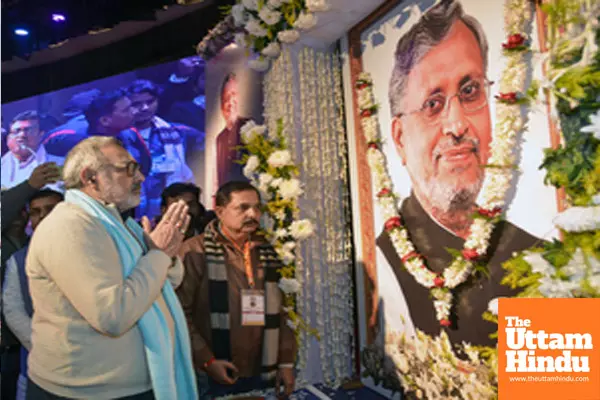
[341,0,561,394]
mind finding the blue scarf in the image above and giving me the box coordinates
[65,189,197,400]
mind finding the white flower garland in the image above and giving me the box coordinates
[354,0,533,326]
[228,0,330,71]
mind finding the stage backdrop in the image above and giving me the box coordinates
[1,56,207,221]
[341,0,559,396]
[204,44,264,204]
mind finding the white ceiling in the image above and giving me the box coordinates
[297,0,387,48]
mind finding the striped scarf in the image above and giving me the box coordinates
[204,225,282,381]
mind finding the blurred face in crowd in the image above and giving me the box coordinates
[93,144,145,211]
[391,21,491,214]
[8,119,43,160]
[29,195,63,231]
[163,191,202,236]
[221,78,239,129]
[100,97,134,133]
[216,190,261,236]
[130,92,159,126]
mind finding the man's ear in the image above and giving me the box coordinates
[214,206,224,220]
[80,167,96,187]
[391,116,407,166]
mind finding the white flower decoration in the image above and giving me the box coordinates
[278,178,304,200]
[523,252,554,276]
[278,277,301,294]
[241,122,266,143]
[306,0,330,12]
[293,12,317,30]
[289,219,314,240]
[231,4,247,26]
[258,7,281,25]
[234,32,248,48]
[277,29,300,43]
[267,150,292,167]
[553,206,600,232]
[267,0,283,7]
[261,41,281,58]
[241,0,259,11]
[258,172,274,187]
[580,110,600,139]
[245,16,268,37]
[243,155,260,178]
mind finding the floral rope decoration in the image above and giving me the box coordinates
[354,0,533,327]
[238,119,319,341]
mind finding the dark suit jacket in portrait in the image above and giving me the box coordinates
[377,194,541,347]
[216,117,250,187]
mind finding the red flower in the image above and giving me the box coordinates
[434,275,445,288]
[384,216,403,231]
[440,319,451,327]
[360,109,373,118]
[502,33,526,49]
[377,188,391,197]
[478,207,502,218]
[462,248,479,261]
[495,92,518,103]
[367,142,378,150]
[401,250,419,263]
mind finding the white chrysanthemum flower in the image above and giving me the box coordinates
[270,178,283,189]
[553,206,600,232]
[306,0,330,12]
[261,41,281,58]
[289,219,314,240]
[258,6,281,25]
[240,120,257,137]
[245,16,267,37]
[248,56,270,72]
[258,172,274,189]
[278,178,304,200]
[562,248,587,283]
[589,274,600,290]
[580,110,600,139]
[243,155,260,178]
[241,0,259,10]
[277,29,300,43]
[231,4,247,26]
[267,0,283,7]
[267,150,292,167]
[282,241,296,252]
[278,277,301,294]
[241,123,266,143]
[523,252,554,276]
[538,276,577,298]
[487,298,499,316]
[293,12,317,30]
[274,228,288,239]
[277,249,295,265]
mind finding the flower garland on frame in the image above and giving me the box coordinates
[354,0,533,327]
[225,0,330,71]
[238,119,319,341]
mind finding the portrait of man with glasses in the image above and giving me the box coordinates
[375,0,541,347]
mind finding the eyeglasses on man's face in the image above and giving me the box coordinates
[107,160,141,177]
[397,77,493,125]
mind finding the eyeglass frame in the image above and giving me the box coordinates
[102,160,141,177]
[395,76,494,124]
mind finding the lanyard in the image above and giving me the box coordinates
[221,227,254,288]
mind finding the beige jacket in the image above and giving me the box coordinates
[26,201,183,399]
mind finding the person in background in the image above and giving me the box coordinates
[25,136,197,399]
[215,74,250,189]
[127,79,198,219]
[158,183,216,240]
[1,164,60,400]
[41,89,102,151]
[3,189,64,400]
[1,111,64,189]
[42,89,152,180]
[177,181,296,399]
[2,117,8,156]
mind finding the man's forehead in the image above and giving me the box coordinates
[228,190,260,204]
[11,119,37,128]
[101,144,134,162]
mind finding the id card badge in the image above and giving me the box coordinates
[241,289,265,326]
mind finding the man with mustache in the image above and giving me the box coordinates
[177,181,296,399]
[24,136,197,399]
[376,0,540,347]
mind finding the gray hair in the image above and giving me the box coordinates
[388,0,488,117]
[62,136,122,189]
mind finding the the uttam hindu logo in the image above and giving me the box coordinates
[504,315,592,373]
[498,298,600,400]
